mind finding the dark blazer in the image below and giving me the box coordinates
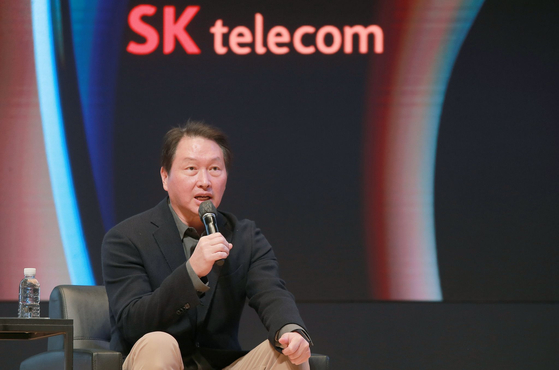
[101,198,306,369]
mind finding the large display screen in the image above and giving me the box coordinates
[1,0,557,303]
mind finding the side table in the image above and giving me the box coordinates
[0,317,73,370]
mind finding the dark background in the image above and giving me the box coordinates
[435,0,559,301]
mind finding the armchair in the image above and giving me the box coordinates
[20,285,121,370]
[20,285,329,370]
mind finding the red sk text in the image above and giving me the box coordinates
[126,6,384,56]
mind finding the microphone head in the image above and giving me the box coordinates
[198,200,217,219]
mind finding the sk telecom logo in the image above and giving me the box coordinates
[127,5,384,55]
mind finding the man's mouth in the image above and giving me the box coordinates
[195,195,212,201]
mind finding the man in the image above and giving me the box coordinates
[102,121,312,370]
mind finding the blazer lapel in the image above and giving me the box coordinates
[151,199,187,272]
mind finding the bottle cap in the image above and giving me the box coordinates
[24,268,36,276]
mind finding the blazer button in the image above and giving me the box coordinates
[176,309,182,315]
[184,303,190,309]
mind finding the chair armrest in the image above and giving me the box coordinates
[310,353,330,370]
[20,348,122,370]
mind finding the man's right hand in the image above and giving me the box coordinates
[189,233,232,277]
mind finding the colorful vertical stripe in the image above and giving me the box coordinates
[31,0,94,285]
[364,0,484,300]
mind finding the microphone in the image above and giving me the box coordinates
[198,200,224,266]
[199,200,218,234]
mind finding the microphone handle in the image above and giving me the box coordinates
[202,213,224,266]
[203,213,218,234]
[205,222,218,234]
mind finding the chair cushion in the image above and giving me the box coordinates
[20,348,122,370]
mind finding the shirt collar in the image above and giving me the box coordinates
[167,199,200,240]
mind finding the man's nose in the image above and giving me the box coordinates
[197,170,211,188]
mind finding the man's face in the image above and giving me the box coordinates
[161,136,228,229]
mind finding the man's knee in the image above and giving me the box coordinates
[141,331,180,350]
[225,340,309,370]
[124,331,183,370]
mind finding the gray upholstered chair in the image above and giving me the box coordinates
[20,285,329,370]
[20,285,121,370]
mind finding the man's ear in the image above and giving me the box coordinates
[160,167,169,191]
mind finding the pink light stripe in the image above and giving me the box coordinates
[0,1,70,301]
[364,0,484,300]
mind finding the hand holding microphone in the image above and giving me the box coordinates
[189,201,232,277]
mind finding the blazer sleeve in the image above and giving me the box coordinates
[101,220,201,347]
[241,221,308,347]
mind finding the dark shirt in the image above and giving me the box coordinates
[168,202,210,295]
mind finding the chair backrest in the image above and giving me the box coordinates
[47,285,112,351]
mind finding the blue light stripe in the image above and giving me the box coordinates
[31,0,95,285]
[421,0,485,300]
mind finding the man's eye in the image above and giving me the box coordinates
[209,167,223,175]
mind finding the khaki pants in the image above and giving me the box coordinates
[123,331,310,370]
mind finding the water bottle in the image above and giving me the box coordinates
[18,268,40,318]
